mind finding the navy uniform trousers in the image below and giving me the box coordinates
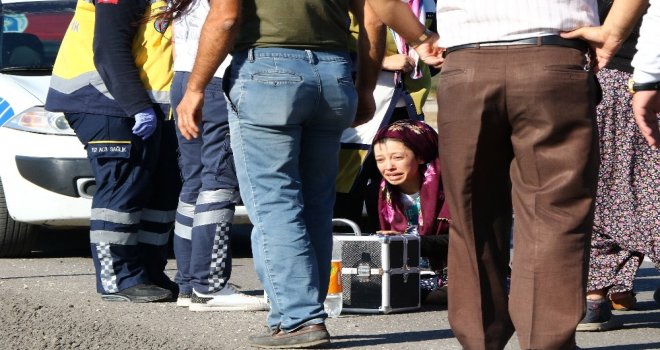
[66,112,181,294]
[170,72,239,295]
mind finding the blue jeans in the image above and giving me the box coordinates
[224,48,356,331]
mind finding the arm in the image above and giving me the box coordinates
[632,90,660,148]
[365,0,442,68]
[632,0,660,148]
[176,0,241,140]
[93,1,152,116]
[561,0,649,70]
[382,54,416,73]
[350,0,385,126]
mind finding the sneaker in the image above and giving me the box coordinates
[248,323,330,349]
[576,299,622,332]
[176,292,192,307]
[609,292,636,311]
[101,283,172,303]
[189,284,269,312]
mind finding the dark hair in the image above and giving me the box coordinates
[158,0,195,22]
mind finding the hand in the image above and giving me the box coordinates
[632,90,660,149]
[132,108,157,140]
[376,230,402,235]
[412,32,444,69]
[560,26,623,71]
[176,89,204,140]
[382,54,416,73]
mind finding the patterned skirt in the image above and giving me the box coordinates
[588,68,660,294]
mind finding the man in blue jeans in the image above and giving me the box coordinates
[173,0,418,348]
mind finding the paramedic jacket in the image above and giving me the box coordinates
[45,0,172,118]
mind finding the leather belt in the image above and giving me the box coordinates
[445,35,589,55]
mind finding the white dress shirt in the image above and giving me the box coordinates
[173,0,231,77]
[632,0,660,84]
[436,0,599,48]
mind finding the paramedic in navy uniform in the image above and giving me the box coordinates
[45,0,181,302]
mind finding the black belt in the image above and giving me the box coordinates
[445,35,589,55]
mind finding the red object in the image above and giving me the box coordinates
[23,13,73,41]
[97,0,119,4]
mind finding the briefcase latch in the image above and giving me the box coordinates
[357,261,371,281]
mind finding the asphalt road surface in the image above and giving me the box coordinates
[0,228,658,349]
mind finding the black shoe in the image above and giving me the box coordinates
[576,299,622,332]
[101,284,172,303]
[154,278,179,301]
[248,324,330,349]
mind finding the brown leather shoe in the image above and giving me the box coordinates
[609,292,637,311]
[248,323,330,349]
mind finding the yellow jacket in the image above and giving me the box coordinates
[46,0,172,117]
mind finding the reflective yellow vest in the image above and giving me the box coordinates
[49,0,172,112]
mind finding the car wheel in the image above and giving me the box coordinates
[0,178,36,257]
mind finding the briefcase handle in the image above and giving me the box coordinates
[331,218,363,236]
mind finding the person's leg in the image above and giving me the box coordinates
[189,76,236,295]
[586,67,660,316]
[436,49,514,350]
[300,51,357,310]
[586,227,642,305]
[171,71,203,304]
[226,48,352,332]
[506,46,599,349]
[65,113,170,302]
[139,118,180,295]
[187,76,266,311]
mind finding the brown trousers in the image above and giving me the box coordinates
[436,46,599,350]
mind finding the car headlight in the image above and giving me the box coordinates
[3,107,75,135]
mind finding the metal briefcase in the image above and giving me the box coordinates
[332,219,420,314]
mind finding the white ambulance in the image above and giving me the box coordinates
[0,0,91,257]
[0,0,251,257]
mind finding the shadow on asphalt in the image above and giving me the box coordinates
[615,307,660,329]
[585,343,660,350]
[29,224,255,259]
[329,329,455,348]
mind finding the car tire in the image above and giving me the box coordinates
[0,178,36,257]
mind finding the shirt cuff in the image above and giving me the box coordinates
[632,69,660,84]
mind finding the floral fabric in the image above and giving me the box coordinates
[588,68,660,295]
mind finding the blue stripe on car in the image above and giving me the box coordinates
[0,98,16,127]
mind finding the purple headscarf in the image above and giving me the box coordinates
[373,120,450,237]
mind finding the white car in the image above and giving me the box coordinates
[0,0,92,257]
[0,0,249,257]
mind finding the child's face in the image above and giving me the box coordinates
[374,139,424,192]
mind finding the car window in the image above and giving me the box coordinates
[2,1,75,70]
